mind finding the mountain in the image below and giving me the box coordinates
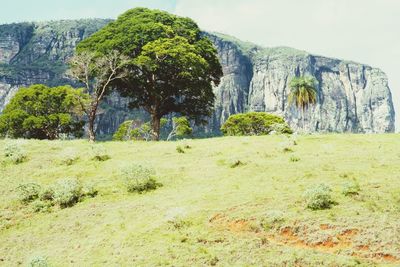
[0,19,395,136]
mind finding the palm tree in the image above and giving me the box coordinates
[288,76,318,132]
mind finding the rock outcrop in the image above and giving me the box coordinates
[0,20,395,136]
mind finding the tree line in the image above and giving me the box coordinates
[0,8,318,141]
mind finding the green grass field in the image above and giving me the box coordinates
[1,134,400,266]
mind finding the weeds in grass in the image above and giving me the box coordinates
[228,158,245,168]
[176,146,185,153]
[28,255,49,267]
[290,156,300,162]
[342,181,361,196]
[260,210,286,231]
[90,145,110,161]
[4,141,27,164]
[58,148,79,166]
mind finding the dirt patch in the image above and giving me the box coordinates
[209,214,400,264]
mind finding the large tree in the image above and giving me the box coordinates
[77,8,223,140]
[0,84,87,139]
[288,76,318,132]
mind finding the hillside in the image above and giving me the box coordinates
[1,135,400,266]
[0,19,396,137]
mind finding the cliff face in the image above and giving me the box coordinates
[0,20,395,136]
[208,33,395,133]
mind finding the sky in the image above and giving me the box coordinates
[1,0,399,130]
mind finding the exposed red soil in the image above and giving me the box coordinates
[209,213,400,264]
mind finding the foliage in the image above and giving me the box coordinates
[68,51,129,142]
[53,178,83,208]
[221,112,292,136]
[260,210,286,231]
[3,141,27,164]
[28,256,49,267]
[31,200,53,213]
[167,117,193,141]
[58,148,79,165]
[122,164,162,193]
[342,181,361,196]
[288,76,318,110]
[90,145,110,161]
[0,84,87,140]
[77,8,223,140]
[176,146,185,154]
[82,183,98,198]
[16,183,41,203]
[113,119,168,141]
[288,76,318,131]
[39,187,55,201]
[303,184,334,210]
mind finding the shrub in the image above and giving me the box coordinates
[122,164,162,193]
[29,256,49,267]
[176,146,185,154]
[260,210,286,231]
[4,142,27,164]
[39,187,55,201]
[90,145,110,161]
[82,183,98,197]
[16,183,41,203]
[342,181,361,196]
[53,178,83,208]
[290,156,300,162]
[303,184,334,210]
[31,200,52,213]
[58,148,79,165]
[221,112,292,136]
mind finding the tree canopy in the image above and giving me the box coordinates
[77,8,223,140]
[221,112,292,136]
[288,76,318,131]
[0,84,86,140]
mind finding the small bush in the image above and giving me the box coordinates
[16,183,41,203]
[221,112,292,136]
[122,164,162,193]
[82,183,98,198]
[53,178,83,208]
[39,187,55,201]
[342,181,361,196]
[290,156,300,162]
[29,256,49,267]
[4,142,27,164]
[260,210,286,231]
[31,200,52,213]
[90,145,110,161]
[58,148,79,166]
[304,184,334,210]
[176,146,185,153]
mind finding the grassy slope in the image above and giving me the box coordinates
[1,135,400,266]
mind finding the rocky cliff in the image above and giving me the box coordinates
[0,20,395,136]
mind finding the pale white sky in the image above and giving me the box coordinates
[176,0,399,130]
[1,0,398,130]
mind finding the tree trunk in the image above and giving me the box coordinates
[151,114,161,141]
[302,107,306,133]
[88,104,98,143]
